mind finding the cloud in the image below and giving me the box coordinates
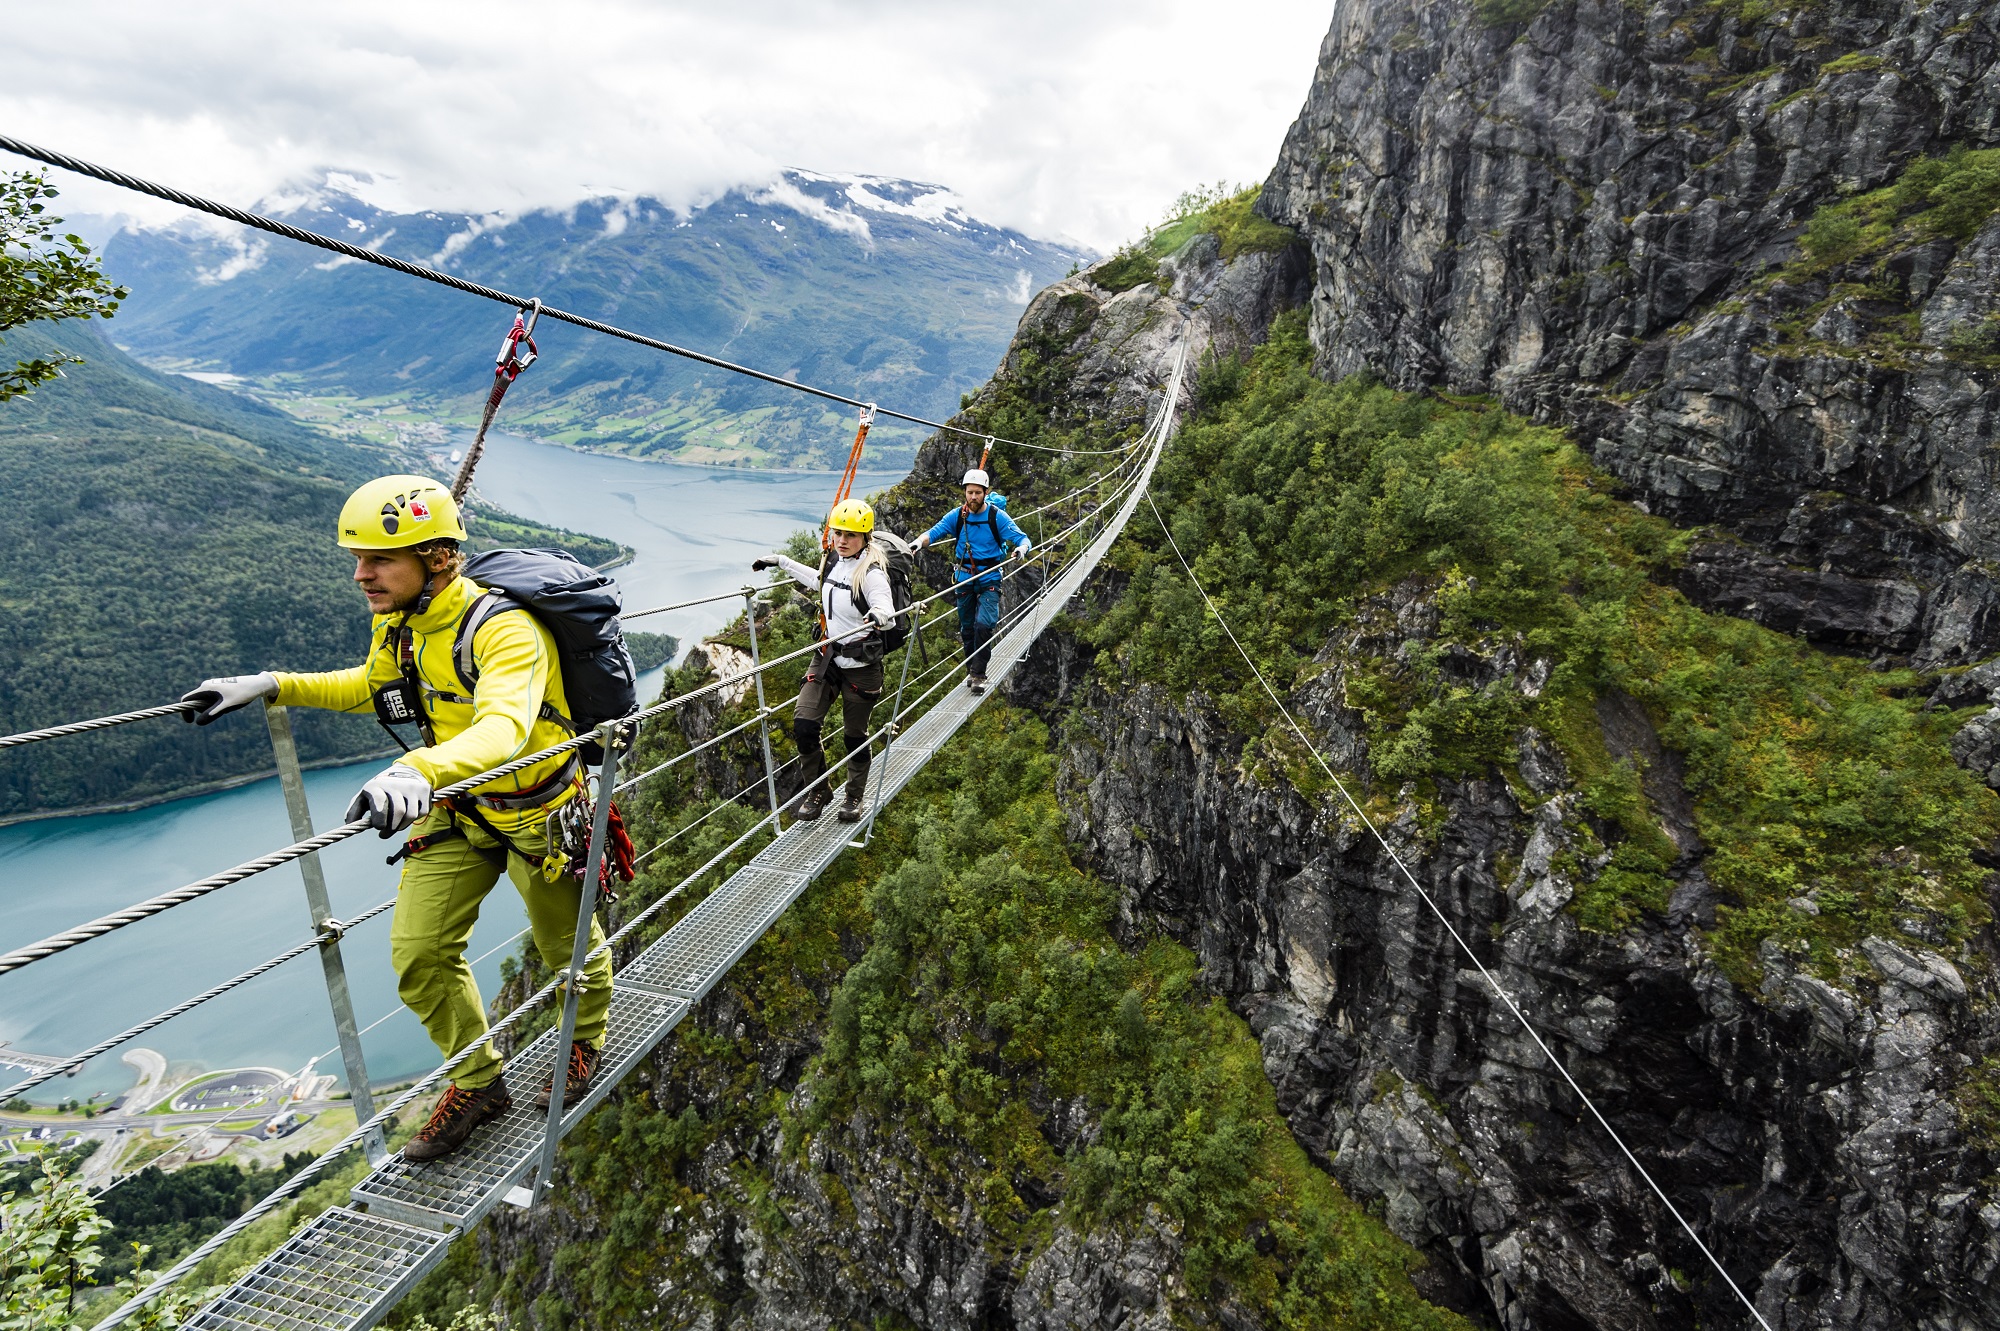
[2,0,1335,253]
[196,232,268,284]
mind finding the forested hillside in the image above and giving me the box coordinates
[0,320,621,818]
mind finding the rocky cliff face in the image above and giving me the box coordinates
[1260,0,2000,668]
[1038,584,2000,1329]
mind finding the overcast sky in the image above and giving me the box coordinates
[4,1,1335,253]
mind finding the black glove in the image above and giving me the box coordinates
[752,558,776,572]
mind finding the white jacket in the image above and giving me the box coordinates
[775,550,894,669]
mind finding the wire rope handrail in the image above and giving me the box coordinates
[0,700,201,750]
[0,897,399,1103]
[622,583,779,622]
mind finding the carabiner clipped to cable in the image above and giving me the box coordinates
[495,297,541,383]
[452,298,543,501]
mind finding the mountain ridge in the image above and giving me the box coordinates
[93,170,1090,470]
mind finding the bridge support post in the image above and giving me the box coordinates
[533,724,625,1204]
[744,589,782,822]
[857,602,919,848]
[264,702,385,1164]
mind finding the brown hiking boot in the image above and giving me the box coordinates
[535,1041,603,1112]
[403,1076,511,1162]
[795,785,832,821]
[836,789,866,823]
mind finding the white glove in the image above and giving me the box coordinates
[345,764,433,836]
[869,606,896,630]
[180,672,278,726]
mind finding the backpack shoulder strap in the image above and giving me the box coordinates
[850,543,886,615]
[452,591,526,692]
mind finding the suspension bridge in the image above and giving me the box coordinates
[0,132,1781,1331]
[0,128,1191,1323]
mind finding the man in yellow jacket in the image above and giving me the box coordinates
[181,476,612,1162]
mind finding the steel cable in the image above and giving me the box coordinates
[0,898,398,1102]
[0,701,200,749]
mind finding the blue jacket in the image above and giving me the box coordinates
[926,502,1031,588]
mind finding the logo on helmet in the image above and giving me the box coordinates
[409,497,431,521]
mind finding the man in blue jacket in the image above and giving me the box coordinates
[914,468,1032,694]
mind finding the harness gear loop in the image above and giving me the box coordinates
[822,402,877,550]
[450,299,543,502]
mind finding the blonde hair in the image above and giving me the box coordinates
[412,538,465,577]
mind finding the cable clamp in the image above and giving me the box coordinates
[316,917,348,944]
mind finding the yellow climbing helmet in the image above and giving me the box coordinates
[827,498,875,534]
[337,475,467,550]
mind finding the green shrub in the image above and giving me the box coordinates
[1801,208,1867,264]
[1088,309,2000,981]
[1093,246,1160,295]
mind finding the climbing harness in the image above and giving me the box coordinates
[451,300,540,501]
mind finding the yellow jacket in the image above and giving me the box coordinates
[274,574,578,836]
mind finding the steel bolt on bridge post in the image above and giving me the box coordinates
[744,590,781,821]
[264,702,385,1163]
[533,724,624,1204]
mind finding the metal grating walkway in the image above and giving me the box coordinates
[183,1207,448,1331]
[183,334,1187,1331]
[349,986,688,1233]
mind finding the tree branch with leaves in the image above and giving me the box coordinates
[0,171,127,403]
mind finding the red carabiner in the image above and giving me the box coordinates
[495,303,539,383]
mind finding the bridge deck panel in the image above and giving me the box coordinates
[183,1207,447,1331]
[348,987,686,1233]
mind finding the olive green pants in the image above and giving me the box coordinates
[390,808,613,1090]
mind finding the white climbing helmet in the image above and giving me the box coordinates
[962,468,990,489]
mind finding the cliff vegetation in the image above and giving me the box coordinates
[1087,309,2000,985]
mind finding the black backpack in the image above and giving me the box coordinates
[819,532,917,653]
[454,549,638,759]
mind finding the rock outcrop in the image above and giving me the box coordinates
[1260,0,2000,669]
[1038,578,2000,1329]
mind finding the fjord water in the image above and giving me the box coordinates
[0,435,905,1102]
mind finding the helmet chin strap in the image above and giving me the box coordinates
[411,549,447,616]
